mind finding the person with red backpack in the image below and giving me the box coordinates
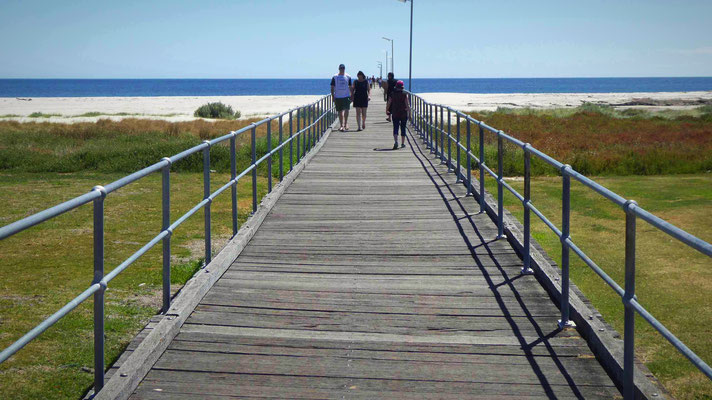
[385,80,410,150]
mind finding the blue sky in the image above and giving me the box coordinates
[0,0,710,79]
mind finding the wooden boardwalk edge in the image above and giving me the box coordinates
[416,126,668,399]
[93,120,338,400]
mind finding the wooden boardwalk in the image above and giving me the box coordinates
[128,97,619,399]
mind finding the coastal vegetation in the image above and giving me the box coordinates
[193,101,241,120]
[462,105,712,176]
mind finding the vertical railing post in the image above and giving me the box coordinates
[559,164,575,328]
[279,115,284,181]
[623,199,638,400]
[522,145,533,274]
[497,132,505,238]
[202,141,211,265]
[296,108,301,162]
[440,106,445,163]
[161,160,171,312]
[230,136,237,235]
[267,119,272,193]
[447,108,452,169]
[91,185,106,394]
[433,105,438,155]
[427,104,432,151]
[289,111,294,171]
[251,126,257,214]
[466,119,472,195]
[455,114,461,182]
[479,124,486,213]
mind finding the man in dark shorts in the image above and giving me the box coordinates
[331,64,353,131]
[383,72,397,121]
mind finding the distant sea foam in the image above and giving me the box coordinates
[1,78,711,97]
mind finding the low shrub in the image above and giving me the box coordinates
[193,102,241,120]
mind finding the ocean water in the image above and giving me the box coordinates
[1,78,711,97]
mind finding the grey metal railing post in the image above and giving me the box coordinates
[479,124,485,213]
[251,126,257,213]
[497,132,505,238]
[91,185,106,393]
[296,108,301,161]
[455,114,461,182]
[230,137,237,235]
[267,120,273,192]
[289,111,294,171]
[303,108,307,155]
[433,105,438,155]
[161,161,171,312]
[559,165,574,328]
[623,199,638,400]
[447,108,452,169]
[428,104,433,152]
[278,115,284,181]
[307,106,312,151]
[202,142,211,265]
[522,145,534,275]
[466,119,472,195]
[440,106,445,163]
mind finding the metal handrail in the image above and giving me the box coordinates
[0,94,336,394]
[406,91,712,399]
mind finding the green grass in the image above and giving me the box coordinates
[27,112,61,118]
[0,116,314,175]
[486,174,712,399]
[0,114,21,118]
[0,172,272,399]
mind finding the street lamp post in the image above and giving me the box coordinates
[397,0,413,91]
[382,37,394,74]
[377,62,383,79]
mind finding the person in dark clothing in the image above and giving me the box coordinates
[352,71,371,131]
[386,80,410,149]
[383,72,397,121]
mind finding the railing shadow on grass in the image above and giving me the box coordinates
[405,90,712,399]
[0,95,337,395]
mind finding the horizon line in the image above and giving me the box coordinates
[2,76,712,80]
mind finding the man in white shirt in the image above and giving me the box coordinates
[330,64,353,131]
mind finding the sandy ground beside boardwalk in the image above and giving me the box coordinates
[0,95,322,123]
[1,91,711,123]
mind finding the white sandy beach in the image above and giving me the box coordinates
[1,91,710,123]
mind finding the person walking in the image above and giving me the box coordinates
[352,71,371,131]
[386,80,410,150]
[383,72,397,121]
[331,64,353,131]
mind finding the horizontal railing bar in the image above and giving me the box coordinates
[528,146,565,170]
[170,199,210,233]
[568,169,627,207]
[168,142,210,164]
[208,130,237,146]
[102,231,168,285]
[567,238,625,297]
[104,159,170,194]
[528,202,563,238]
[0,190,101,240]
[628,298,712,380]
[499,131,526,148]
[501,179,525,203]
[482,164,498,179]
[634,206,712,257]
[0,283,102,364]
